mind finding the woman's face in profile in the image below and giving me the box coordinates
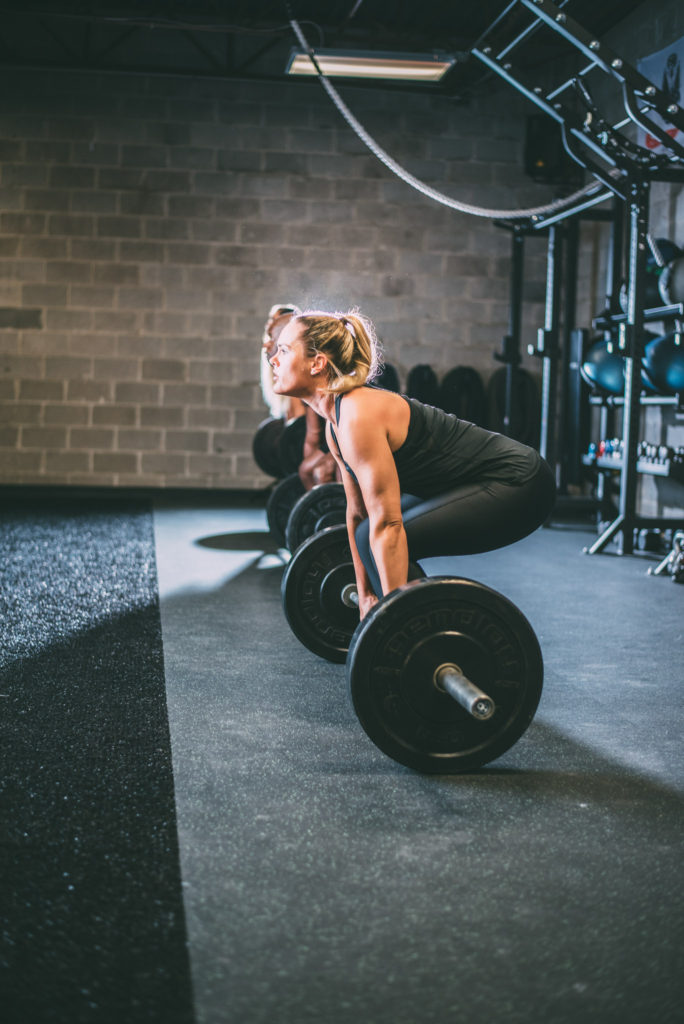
[265,312,293,360]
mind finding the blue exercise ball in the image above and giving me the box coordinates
[642,333,684,394]
[581,335,660,395]
[581,339,625,394]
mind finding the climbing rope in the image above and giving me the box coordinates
[289,18,608,221]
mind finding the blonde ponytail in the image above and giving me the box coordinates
[297,308,382,394]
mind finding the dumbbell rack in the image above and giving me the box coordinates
[585,450,684,482]
[582,399,684,482]
[581,391,684,535]
[470,0,684,554]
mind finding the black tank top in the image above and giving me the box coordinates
[329,390,540,498]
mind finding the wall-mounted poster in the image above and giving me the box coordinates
[638,36,684,153]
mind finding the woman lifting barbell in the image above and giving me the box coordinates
[270,308,556,619]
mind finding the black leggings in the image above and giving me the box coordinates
[355,457,556,597]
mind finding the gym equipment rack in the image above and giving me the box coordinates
[469,0,684,555]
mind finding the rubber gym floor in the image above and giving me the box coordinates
[1,492,682,1024]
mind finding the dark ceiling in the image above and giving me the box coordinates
[0,0,649,98]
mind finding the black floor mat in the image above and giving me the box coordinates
[0,499,194,1024]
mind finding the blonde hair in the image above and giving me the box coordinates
[295,309,381,394]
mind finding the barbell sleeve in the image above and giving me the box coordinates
[340,583,359,608]
[435,664,496,720]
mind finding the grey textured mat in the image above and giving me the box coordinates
[0,500,193,1024]
[155,506,684,1024]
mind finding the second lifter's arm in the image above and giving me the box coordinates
[299,407,338,488]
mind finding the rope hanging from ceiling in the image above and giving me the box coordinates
[289,17,606,221]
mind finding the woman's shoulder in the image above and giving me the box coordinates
[340,386,409,446]
[344,383,401,414]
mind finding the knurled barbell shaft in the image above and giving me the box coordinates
[435,664,496,721]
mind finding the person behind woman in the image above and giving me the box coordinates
[260,304,304,420]
[269,308,555,618]
[260,303,339,487]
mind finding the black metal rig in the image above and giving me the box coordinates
[470,0,684,555]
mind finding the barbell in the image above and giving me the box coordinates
[266,473,306,547]
[281,525,543,772]
[266,479,347,551]
[281,525,368,662]
[281,525,425,662]
[252,416,286,478]
[278,415,307,474]
[285,482,347,552]
[347,575,543,773]
[253,415,307,479]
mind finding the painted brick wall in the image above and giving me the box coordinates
[0,66,552,489]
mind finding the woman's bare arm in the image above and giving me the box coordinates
[336,399,409,599]
[325,421,379,617]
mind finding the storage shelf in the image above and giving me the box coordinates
[592,302,684,329]
[582,454,684,483]
[588,393,683,407]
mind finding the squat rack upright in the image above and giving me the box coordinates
[467,0,684,554]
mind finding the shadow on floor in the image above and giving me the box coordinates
[195,529,283,554]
